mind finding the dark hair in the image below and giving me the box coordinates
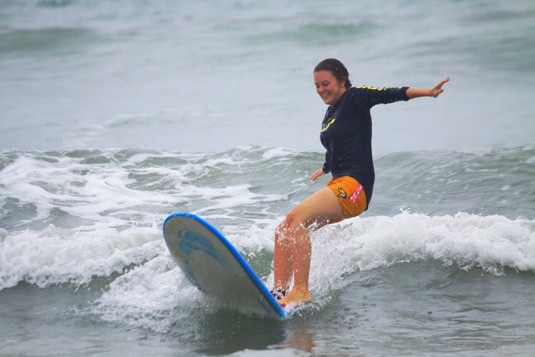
[314,58,352,89]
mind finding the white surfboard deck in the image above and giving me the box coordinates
[163,212,286,319]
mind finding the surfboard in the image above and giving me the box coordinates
[163,212,286,319]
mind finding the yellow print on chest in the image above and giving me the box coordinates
[322,118,336,132]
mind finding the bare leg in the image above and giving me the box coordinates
[273,225,293,291]
[274,187,342,307]
[283,221,312,305]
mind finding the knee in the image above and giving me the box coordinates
[277,209,304,236]
[285,210,299,227]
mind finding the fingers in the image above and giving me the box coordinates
[436,77,451,90]
[310,168,324,181]
[432,77,450,98]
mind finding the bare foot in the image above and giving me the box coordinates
[278,288,311,307]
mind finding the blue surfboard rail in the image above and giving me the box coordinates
[163,212,286,319]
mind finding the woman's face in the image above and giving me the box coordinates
[314,70,346,105]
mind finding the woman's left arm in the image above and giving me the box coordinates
[407,77,450,99]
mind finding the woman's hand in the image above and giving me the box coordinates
[310,168,325,181]
[407,77,450,99]
[429,77,450,98]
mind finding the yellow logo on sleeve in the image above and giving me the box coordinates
[356,85,393,91]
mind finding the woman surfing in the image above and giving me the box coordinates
[272,58,450,307]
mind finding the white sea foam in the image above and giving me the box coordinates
[1,148,533,331]
[88,255,207,334]
[1,211,532,296]
[261,147,296,160]
[195,184,285,214]
[0,225,161,290]
[310,212,535,299]
[63,211,535,331]
[0,151,285,230]
[0,153,172,228]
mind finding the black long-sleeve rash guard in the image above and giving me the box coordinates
[320,85,409,209]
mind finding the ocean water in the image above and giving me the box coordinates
[1,1,534,356]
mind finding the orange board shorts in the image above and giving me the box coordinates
[327,176,367,223]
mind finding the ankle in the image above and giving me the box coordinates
[291,285,310,295]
